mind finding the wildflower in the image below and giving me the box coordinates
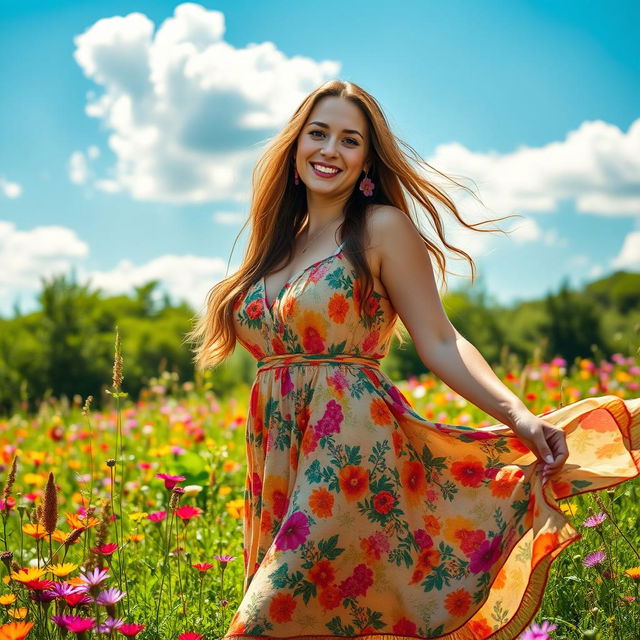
[147,511,167,523]
[582,550,606,567]
[624,567,640,579]
[48,562,78,577]
[117,622,145,637]
[0,593,17,605]
[78,567,109,587]
[214,554,236,570]
[182,485,203,498]
[0,621,33,640]
[518,619,557,639]
[96,616,125,633]
[175,505,204,522]
[91,542,118,556]
[192,563,214,572]
[42,472,58,535]
[155,473,185,490]
[7,607,27,620]
[582,512,607,528]
[128,512,148,523]
[95,587,126,606]
[10,567,47,583]
[22,523,47,540]
[179,633,204,640]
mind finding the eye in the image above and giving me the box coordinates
[309,130,359,146]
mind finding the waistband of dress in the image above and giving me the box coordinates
[256,352,382,373]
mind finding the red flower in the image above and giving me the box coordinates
[373,490,395,514]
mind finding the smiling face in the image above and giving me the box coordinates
[294,96,370,198]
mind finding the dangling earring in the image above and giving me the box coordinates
[293,165,300,186]
[359,168,375,197]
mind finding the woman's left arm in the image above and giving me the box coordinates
[370,206,569,479]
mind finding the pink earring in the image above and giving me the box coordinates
[359,169,375,197]
[293,166,300,185]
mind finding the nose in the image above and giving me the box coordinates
[320,136,338,156]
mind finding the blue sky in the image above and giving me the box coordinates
[1,0,638,317]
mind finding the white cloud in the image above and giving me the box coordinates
[72,2,340,203]
[0,220,232,316]
[0,177,23,199]
[427,118,640,218]
[0,221,89,310]
[612,230,640,270]
[81,253,230,312]
[504,216,566,247]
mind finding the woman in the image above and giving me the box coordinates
[188,80,640,639]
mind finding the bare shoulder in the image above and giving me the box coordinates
[364,204,416,274]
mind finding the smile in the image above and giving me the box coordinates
[310,163,342,178]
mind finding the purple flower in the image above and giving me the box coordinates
[314,399,343,438]
[79,567,109,587]
[96,616,125,633]
[274,511,310,551]
[469,534,503,574]
[582,512,607,528]
[518,619,558,640]
[583,550,606,567]
[95,587,126,606]
[213,554,236,570]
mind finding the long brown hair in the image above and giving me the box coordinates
[186,80,518,370]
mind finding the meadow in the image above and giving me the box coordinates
[0,334,638,640]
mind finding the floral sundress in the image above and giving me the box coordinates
[226,240,640,639]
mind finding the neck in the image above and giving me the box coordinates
[304,192,348,234]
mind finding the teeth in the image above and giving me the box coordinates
[313,163,339,174]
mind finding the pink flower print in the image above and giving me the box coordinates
[314,399,344,438]
[469,534,503,574]
[274,511,310,551]
[338,563,374,598]
[413,529,433,549]
[251,472,262,495]
[281,368,294,396]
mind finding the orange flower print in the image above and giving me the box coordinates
[301,425,318,456]
[365,295,379,317]
[451,455,485,488]
[492,565,507,589]
[308,559,335,587]
[596,442,622,459]
[373,490,396,514]
[309,487,334,518]
[400,460,426,505]
[271,335,287,354]
[580,409,617,433]
[455,528,486,555]
[260,509,272,534]
[318,584,342,610]
[532,531,560,567]
[269,592,296,623]
[490,466,524,499]
[444,588,472,617]
[468,618,493,636]
[370,397,393,426]
[245,298,264,320]
[338,465,369,502]
[423,514,441,536]
[289,443,299,472]
[409,547,440,584]
[296,311,327,353]
[360,531,390,561]
[281,295,296,319]
[328,293,349,323]
[392,429,404,457]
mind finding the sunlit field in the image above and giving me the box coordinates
[1,343,639,640]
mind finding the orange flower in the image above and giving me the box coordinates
[308,560,335,588]
[10,568,46,583]
[0,620,33,639]
[450,455,485,488]
[489,466,524,499]
[338,465,369,502]
[318,584,342,610]
[400,460,425,505]
[468,618,493,636]
[65,513,99,530]
[269,592,296,623]
[444,588,472,617]
[422,514,441,536]
[580,409,617,433]
[392,430,404,457]
[532,531,560,567]
[492,566,507,589]
[309,488,334,518]
[595,442,622,459]
[328,293,349,323]
[21,523,47,540]
[260,509,272,534]
[370,398,392,426]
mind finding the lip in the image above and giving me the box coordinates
[310,162,342,178]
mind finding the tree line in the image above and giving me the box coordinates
[0,271,638,414]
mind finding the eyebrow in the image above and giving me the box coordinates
[307,121,364,139]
